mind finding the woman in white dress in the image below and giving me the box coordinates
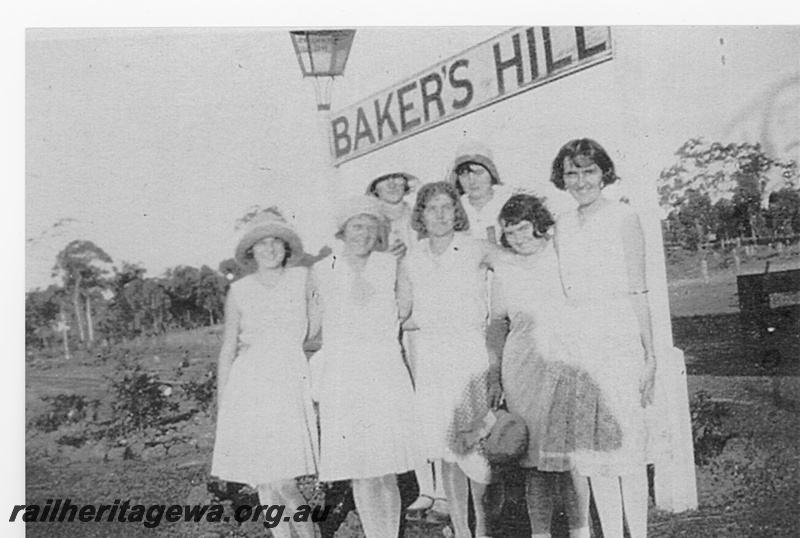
[550,139,657,538]
[488,194,590,538]
[405,181,499,538]
[211,208,318,538]
[367,171,449,515]
[366,171,418,254]
[314,195,423,538]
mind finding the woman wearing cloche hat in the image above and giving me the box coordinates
[448,140,513,245]
[312,195,423,538]
[366,171,419,256]
[211,207,319,538]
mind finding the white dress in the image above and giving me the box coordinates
[378,199,416,251]
[492,243,581,471]
[211,270,318,486]
[555,202,648,477]
[314,252,423,481]
[461,185,513,243]
[405,233,491,481]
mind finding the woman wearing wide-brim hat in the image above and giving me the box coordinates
[211,207,319,538]
[312,195,423,538]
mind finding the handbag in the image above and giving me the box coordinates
[482,409,528,465]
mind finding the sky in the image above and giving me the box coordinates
[24,23,800,292]
[5,3,800,536]
[25,26,508,290]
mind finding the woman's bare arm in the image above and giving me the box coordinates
[479,238,508,270]
[620,209,657,406]
[217,291,241,409]
[395,257,413,324]
[305,267,323,345]
[485,255,510,407]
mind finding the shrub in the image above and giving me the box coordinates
[182,367,217,413]
[108,366,179,435]
[56,434,90,448]
[30,394,100,433]
[690,389,735,465]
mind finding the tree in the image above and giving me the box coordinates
[162,265,227,329]
[658,138,799,249]
[731,172,764,240]
[766,188,800,237]
[164,266,205,329]
[105,263,174,340]
[197,266,226,325]
[25,285,65,349]
[218,257,246,282]
[52,240,114,344]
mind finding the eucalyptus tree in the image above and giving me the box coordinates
[658,138,799,249]
[52,240,114,344]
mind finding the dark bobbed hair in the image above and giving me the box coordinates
[550,138,619,190]
[453,161,501,196]
[411,182,470,238]
[244,238,292,268]
[498,194,555,250]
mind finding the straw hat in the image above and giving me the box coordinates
[234,207,305,269]
[334,196,391,251]
[365,171,418,197]
[447,140,501,185]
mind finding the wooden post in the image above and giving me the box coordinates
[701,258,710,284]
[86,296,95,344]
[651,347,699,511]
[639,211,699,512]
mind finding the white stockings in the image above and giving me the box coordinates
[352,474,401,538]
[257,479,316,538]
[442,460,488,538]
[589,468,648,538]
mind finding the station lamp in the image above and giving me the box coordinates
[289,29,356,111]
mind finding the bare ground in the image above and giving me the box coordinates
[23,247,800,537]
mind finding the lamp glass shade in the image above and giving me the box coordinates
[290,30,355,77]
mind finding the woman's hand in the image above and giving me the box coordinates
[401,316,419,331]
[488,380,504,409]
[639,358,656,407]
[487,367,503,409]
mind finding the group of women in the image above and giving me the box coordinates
[210,138,658,538]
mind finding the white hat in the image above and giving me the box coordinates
[234,207,305,269]
[365,171,418,197]
[334,196,391,252]
[447,140,502,188]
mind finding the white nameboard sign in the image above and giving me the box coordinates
[330,26,613,165]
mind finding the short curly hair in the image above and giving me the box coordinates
[497,194,554,250]
[550,138,619,190]
[411,182,470,238]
